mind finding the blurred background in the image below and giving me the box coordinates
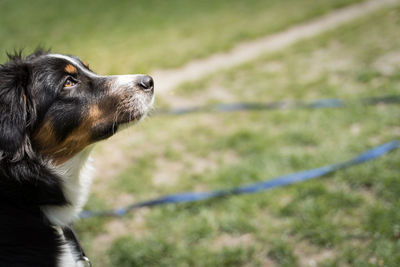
[1,0,399,266]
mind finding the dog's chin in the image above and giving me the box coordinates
[116,94,154,133]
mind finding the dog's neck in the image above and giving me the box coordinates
[41,146,94,226]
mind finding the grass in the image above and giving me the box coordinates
[0,0,365,74]
[74,5,400,267]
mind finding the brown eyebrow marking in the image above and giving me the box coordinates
[65,64,78,74]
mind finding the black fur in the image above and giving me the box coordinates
[0,58,30,156]
[0,50,68,266]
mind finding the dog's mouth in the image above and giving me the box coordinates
[110,75,155,127]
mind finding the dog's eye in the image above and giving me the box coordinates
[64,78,77,88]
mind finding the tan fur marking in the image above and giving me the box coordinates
[32,105,112,165]
[33,105,113,165]
[33,122,91,165]
[64,64,78,74]
[82,61,89,68]
[89,105,102,120]
[33,121,58,148]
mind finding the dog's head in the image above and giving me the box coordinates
[0,50,154,164]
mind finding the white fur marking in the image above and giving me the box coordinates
[41,146,94,226]
[109,74,142,94]
[55,226,85,267]
[47,54,99,78]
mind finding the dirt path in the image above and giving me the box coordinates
[152,0,400,95]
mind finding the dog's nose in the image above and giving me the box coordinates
[138,75,154,92]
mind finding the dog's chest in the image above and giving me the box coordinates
[41,147,94,226]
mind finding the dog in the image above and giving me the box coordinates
[0,50,154,267]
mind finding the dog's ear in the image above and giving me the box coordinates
[0,59,32,159]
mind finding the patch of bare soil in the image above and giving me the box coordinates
[294,241,336,267]
[212,233,255,249]
[152,150,239,187]
[374,51,400,76]
[91,208,150,254]
[163,84,236,108]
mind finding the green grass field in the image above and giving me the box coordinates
[72,4,400,267]
[2,0,399,266]
[0,0,364,73]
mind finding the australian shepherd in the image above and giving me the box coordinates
[0,50,154,266]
